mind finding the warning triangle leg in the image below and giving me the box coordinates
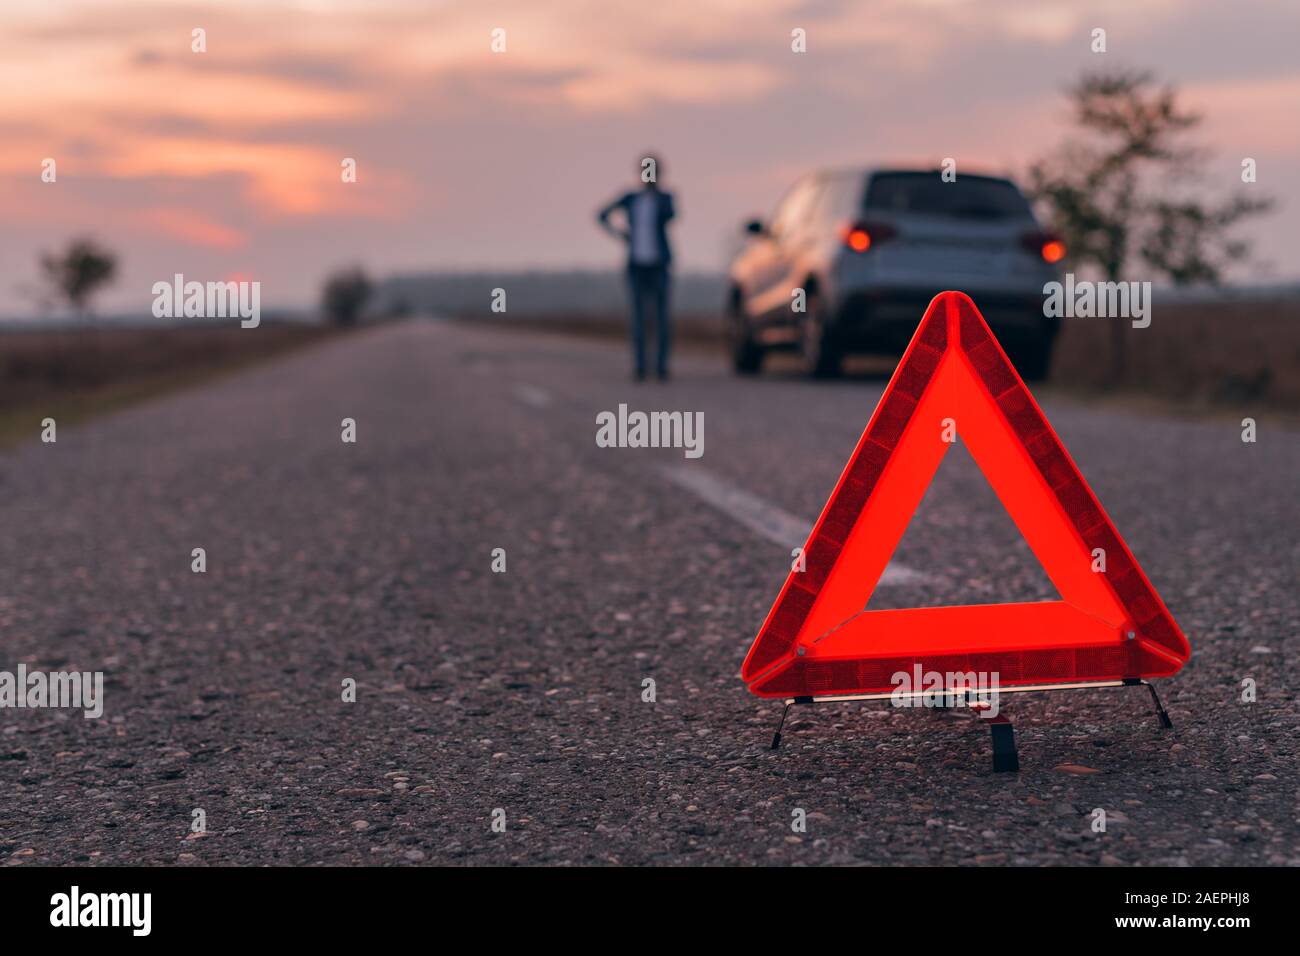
[989,714,1019,773]
[1126,678,1174,729]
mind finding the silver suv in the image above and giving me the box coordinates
[726,168,1064,379]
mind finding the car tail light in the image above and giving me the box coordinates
[1021,230,1066,263]
[840,220,898,253]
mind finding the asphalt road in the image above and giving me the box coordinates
[1,318,1296,866]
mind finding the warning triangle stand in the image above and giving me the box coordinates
[745,292,1189,770]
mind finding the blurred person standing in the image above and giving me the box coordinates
[597,155,676,381]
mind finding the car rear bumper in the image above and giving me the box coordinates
[834,287,1055,352]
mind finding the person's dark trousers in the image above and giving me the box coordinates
[627,263,672,379]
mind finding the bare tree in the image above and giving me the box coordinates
[1028,70,1273,380]
[321,266,373,326]
[40,237,118,319]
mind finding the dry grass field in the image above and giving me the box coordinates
[1049,296,1300,410]
[0,322,354,448]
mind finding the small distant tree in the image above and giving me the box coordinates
[321,266,373,326]
[40,237,117,319]
[1028,70,1273,380]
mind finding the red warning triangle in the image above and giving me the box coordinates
[743,292,1189,698]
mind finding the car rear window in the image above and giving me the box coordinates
[864,172,1033,220]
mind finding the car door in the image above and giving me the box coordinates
[768,177,828,321]
[745,178,811,325]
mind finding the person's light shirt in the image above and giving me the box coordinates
[629,191,661,265]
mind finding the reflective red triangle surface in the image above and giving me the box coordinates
[742,292,1190,699]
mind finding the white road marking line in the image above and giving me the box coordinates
[658,465,926,586]
[513,384,552,408]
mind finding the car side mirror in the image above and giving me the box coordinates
[744,219,765,236]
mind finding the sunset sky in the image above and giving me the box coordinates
[2,0,1297,314]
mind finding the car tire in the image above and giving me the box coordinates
[799,298,842,379]
[727,296,764,375]
[1007,332,1054,383]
